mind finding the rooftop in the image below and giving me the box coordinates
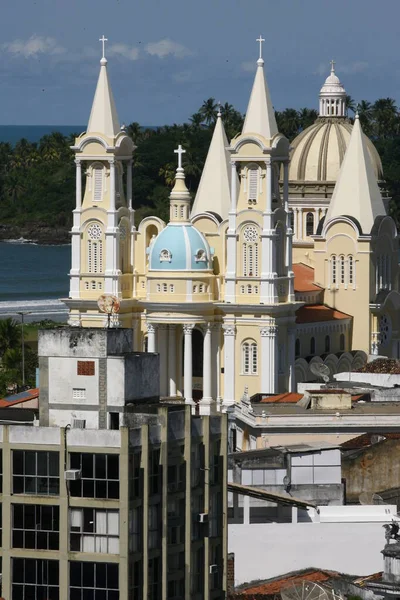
[293,263,322,293]
[296,304,351,324]
[0,388,39,408]
[235,568,339,596]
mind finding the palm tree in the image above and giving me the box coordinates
[126,122,143,143]
[373,98,399,138]
[278,108,300,140]
[3,174,26,207]
[345,95,356,116]
[298,108,318,130]
[0,318,21,355]
[189,112,204,128]
[199,98,218,126]
[356,100,374,136]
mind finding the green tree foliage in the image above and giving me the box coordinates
[0,319,37,396]
[1,98,400,232]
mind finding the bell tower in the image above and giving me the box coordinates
[67,37,136,326]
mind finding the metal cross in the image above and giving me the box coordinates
[330,59,336,72]
[174,144,186,169]
[99,35,108,59]
[256,35,265,60]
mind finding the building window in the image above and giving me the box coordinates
[131,560,143,600]
[148,557,161,600]
[289,211,294,231]
[240,285,245,294]
[310,337,316,355]
[156,284,161,293]
[242,340,258,375]
[242,225,259,277]
[159,249,172,262]
[69,453,119,499]
[275,224,285,276]
[325,335,331,353]
[88,240,103,274]
[195,249,207,262]
[70,508,119,554]
[13,451,59,496]
[199,284,204,293]
[12,558,59,600]
[129,452,142,499]
[129,507,142,553]
[70,562,118,600]
[348,255,354,285]
[162,283,168,293]
[169,284,174,293]
[340,333,345,351]
[340,255,345,284]
[191,547,204,596]
[73,388,86,400]
[85,282,89,290]
[295,338,301,358]
[306,212,314,237]
[331,255,336,285]
[12,505,59,550]
[93,166,104,202]
[149,449,161,495]
[148,504,161,550]
[248,168,259,204]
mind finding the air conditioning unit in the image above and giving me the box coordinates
[198,512,208,523]
[209,564,218,574]
[72,419,86,429]
[65,469,81,481]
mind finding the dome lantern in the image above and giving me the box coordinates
[319,60,347,117]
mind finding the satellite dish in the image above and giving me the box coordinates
[373,493,385,505]
[310,363,331,383]
[282,580,343,600]
[359,491,375,505]
[97,295,120,328]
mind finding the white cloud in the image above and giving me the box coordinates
[145,38,191,59]
[3,35,65,58]
[315,61,369,76]
[108,44,140,61]
[241,61,256,73]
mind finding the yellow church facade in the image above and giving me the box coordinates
[65,38,400,406]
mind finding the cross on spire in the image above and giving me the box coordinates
[330,59,336,73]
[256,35,265,60]
[174,144,186,170]
[99,35,108,59]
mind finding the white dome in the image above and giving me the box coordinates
[289,118,383,184]
[319,63,347,117]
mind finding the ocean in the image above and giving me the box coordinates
[0,125,85,145]
[0,242,70,321]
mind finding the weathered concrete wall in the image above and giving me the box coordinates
[342,439,400,502]
[125,353,160,401]
[38,327,133,358]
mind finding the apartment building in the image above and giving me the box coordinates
[0,328,227,600]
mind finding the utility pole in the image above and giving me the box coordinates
[16,312,30,389]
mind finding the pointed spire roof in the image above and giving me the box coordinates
[326,114,386,233]
[242,37,278,140]
[191,111,235,220]
[87,40,120,138]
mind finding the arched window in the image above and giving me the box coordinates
[174,205,178,218]
[348,255,354,285]
[340,333,345,351]
[242,340,258,375]
[93,165,104,202]
[195,249,207,263]
[242,225,259,277]
[289,211,294,231]
[340,255,345,284]
[325,335,331,353]
[87,223,103,274]
[306,212,314,237]
[295,338,301,358]
[331,256,337,285]
[275,223,285,276]
[248,168,259,204]
[310,337,316,355]
[160,249,172,263]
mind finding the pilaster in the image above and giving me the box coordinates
[222,323,236,405]
[260,322,278,394]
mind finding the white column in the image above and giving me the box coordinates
[109,159,116,211]
[293,208,298,241]
[211,324,221,401]
[261,158,277,304]
[147,323,157,353]
[127,160,133,210]
[225,161,238,303]
[298,209,303,241]
[158,325,168,397]
[222,323,236,405]
[183,324,194,404]
[260,323,278,394]
[168,325,177,397]
[287,325,296,392]
[69,159,82,299]
[283,161,289,213]
[202,324,212,402]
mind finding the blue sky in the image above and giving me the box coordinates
[1,0,399,125]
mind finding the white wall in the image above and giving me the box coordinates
[229,508,396,585]
[107,358,125,406]
[48,409,98,429]
[49,357,99,406]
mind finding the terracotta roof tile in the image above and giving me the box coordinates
[293,263,322,293]
[259,393,303,404]
[341,432,400,450]
[296,304,351,324]
[239,568,339,595]
[0,388,39,408]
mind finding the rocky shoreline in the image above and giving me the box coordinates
[0,224,70,245]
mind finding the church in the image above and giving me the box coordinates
[64,37,400,407]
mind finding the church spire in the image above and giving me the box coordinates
[87,36,120,138]
[169,145,191,223]
[326,114,386,233]
[241,35,278,140]
[191,111,236,221]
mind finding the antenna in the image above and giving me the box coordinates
[310,362,331,383]
[282,580,344,600]
[97,294,120,328]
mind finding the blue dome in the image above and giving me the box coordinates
[149,224,212,271]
